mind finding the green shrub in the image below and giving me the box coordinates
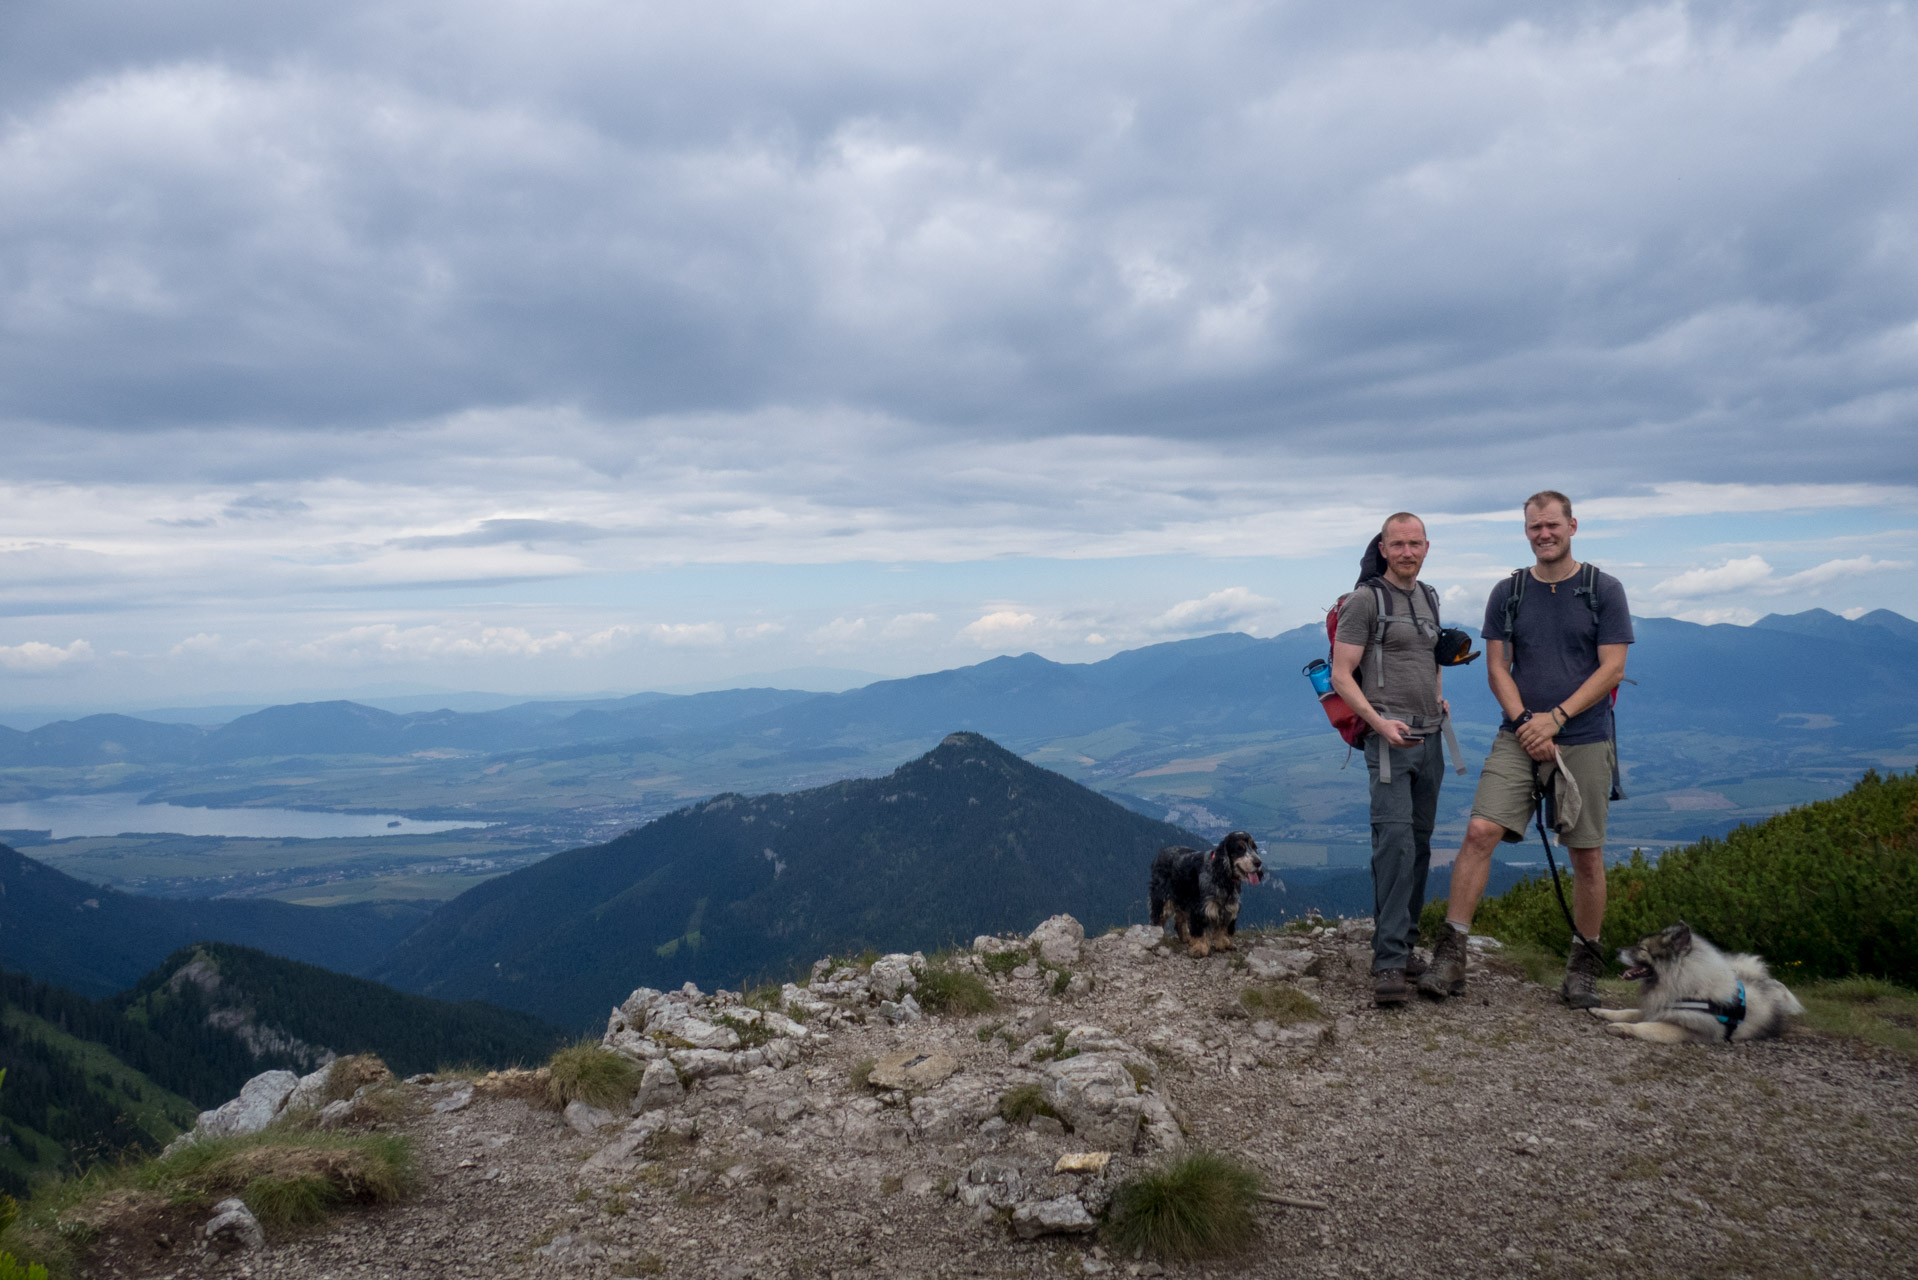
[1104,1151,1262,1261]
[1238,986,1322,1025]
[1430,770,1918,983]
[915,967,998,1015]
[849,1059,876,1090]
[546,1042,642,1110]
[0,1251,47,1280]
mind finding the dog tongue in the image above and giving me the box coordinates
[1245,872,1261,886]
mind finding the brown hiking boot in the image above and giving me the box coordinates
[1373,968,1410,1007]
[1403,948,1428,980]
[1561,941,1604,1009]
[1418,926,1468,999]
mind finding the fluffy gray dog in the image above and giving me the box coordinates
[1589,922,1804,1044]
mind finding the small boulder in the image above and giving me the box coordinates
[564,1101,620,1135]
[1012,1194,1097,1238]
[204,1197,265,1255]
[634,1059,685,1112]
[194,1069,301,1141]
[1246,946,1314,980]
[1029,914,1086,967]
[868,1048,958,1092]
[868,954,919,1001]
[1043,1054,1144,1150]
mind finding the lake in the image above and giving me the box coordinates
[0,793,488,840]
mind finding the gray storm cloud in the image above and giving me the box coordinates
[1,0,1914,501]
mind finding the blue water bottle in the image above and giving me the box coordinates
[1302,658,1334,697]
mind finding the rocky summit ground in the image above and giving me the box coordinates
[109,916,1915,1280]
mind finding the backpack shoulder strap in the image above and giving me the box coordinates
[1419,582,1441,627]
[1367,582,1389,688]
[1578,562,1602,621]
[1502,568,1526,672]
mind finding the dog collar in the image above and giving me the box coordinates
[1674,979,1747,1042]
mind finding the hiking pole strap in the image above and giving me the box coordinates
[1376,735,1390,785]
[1535,769,1605,963]
[1441,712,1465,776]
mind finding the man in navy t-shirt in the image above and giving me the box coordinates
[1418,490,1633,1008]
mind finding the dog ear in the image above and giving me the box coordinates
[1663,922,1693,953]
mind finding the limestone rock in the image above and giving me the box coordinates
[282,1062,336,1115]
[1029,914,1085,967]
[1138,1090,1185,1152]
[315,1098,356,1129]
[877,993,923,1025]
[1012,1194,1097,1238]
[564,1101,620,1135]
[868,953,919,1001]
[204,1197,265,1254]
[868,1048,958,1091]
[634,1058,685,1112]
[1043,1054,1143,1149]
[1247,946,1314,980]
[194,1069,301,1141]
[972,935,1027,956]
[431,1085,475,1115]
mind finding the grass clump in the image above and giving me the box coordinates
[1029,1029,1079,1063]
[1797,976,1918,1057]
[996,1083,1059,1127]
[547,1041,643,1110]
[1238,985,1323,1026]
[0,1251,47,1280]
[980,949,1029,977]
[914,966,998,1015]
[1104,1151,1263,1261]
[849,1059,877,1090]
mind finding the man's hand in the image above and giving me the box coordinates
[1515,713,1558,760]
[1377,719,1423,749]
[1438,697,1452,718]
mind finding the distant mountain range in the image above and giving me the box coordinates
[4,609,1914,773]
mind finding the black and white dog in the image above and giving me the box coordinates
[1149,831,1264,958]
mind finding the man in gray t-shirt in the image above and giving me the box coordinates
[1418,490,1632,1010]
[1329,512,1451,1007]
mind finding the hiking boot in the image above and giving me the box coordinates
[1561,941,1604,1009]
[1373,968,1410,1007]
[1418,927,1468,999]
[1403,948,1428,980]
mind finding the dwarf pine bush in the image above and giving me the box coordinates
[1428,769,1918,982]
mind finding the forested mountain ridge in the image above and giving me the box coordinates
[0,944,566,1195]
[0,842,432,996]
[376,732,1201,1026]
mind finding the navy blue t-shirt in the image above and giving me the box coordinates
[1481,566,1634,745]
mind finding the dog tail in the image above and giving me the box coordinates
[1732,954,1805,1016]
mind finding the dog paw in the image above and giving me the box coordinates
[1604,1023,1635,1038]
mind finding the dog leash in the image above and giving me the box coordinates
[1533,760,1606,966]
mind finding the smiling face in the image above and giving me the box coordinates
[1524,498,1577,567]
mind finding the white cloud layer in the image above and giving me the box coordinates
[2,1,1917,699]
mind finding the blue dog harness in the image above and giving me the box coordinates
[1674,980,1747,1041]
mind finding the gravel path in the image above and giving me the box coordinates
[145,926,1915,1280]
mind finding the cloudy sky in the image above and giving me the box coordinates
[3,0,1915,711]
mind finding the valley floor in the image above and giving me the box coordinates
[100,929,1916,1280]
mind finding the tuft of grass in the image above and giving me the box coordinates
[1029,1028,1079,1063]
[714,1014,777,1049]
[547,1041,643,1110]
[1103,1151,1263,1261]
[915,966,998,1015]
[996,1083,1059,1126]
[849,1059,876,1090]
[1798,977,1918,1057]
[980,949,1029,977]
[1238,985,1323,1026]
[1050,969,1072,997]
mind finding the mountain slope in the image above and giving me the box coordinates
[0,843,432,995]
[377,732,1199,1025]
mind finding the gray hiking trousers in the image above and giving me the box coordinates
[1365,731,1444,973]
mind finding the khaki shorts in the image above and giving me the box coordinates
[1471,731,1615,849]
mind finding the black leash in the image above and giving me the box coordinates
[1534,766,1606,964]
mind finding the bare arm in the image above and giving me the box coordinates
[1485,638,1526,722]
[1514,643,1629,755]
[1330,640,1419,748]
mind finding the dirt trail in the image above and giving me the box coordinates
[138,927,1916,1280]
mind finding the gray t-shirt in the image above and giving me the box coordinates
[1334,581,1440,721]
[1482,566,1634,746]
